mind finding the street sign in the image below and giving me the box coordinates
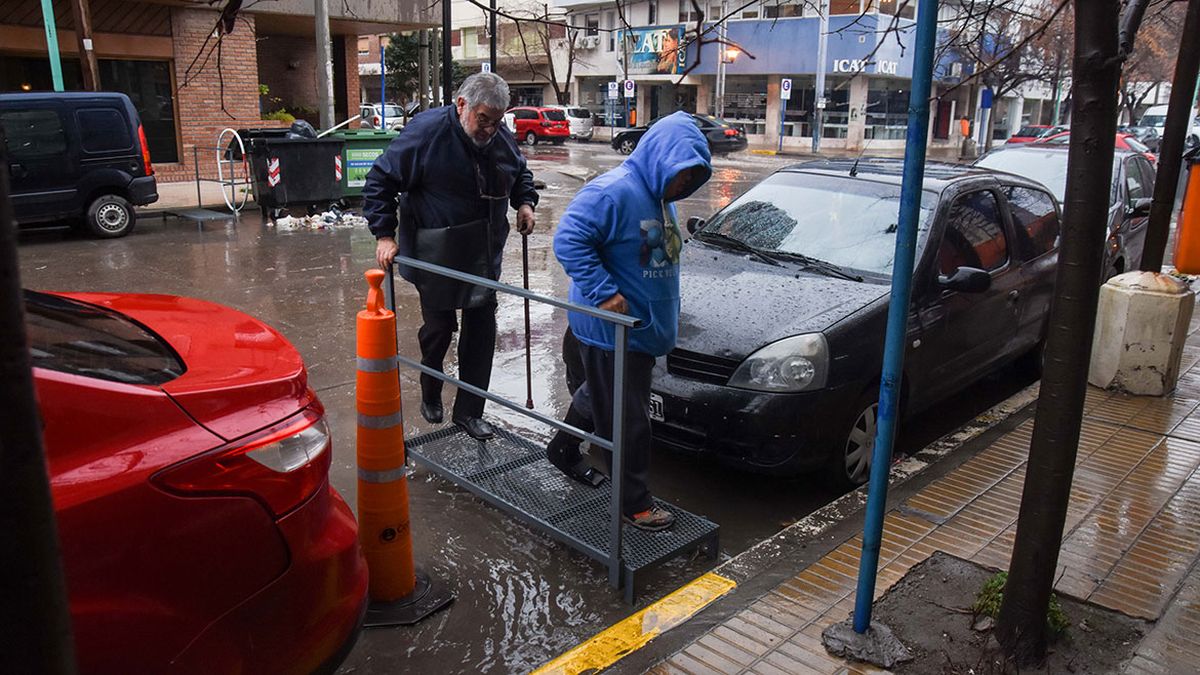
[623,79,635,99]
[481,62,492,73]
[981,87,994,109]
[781,78,792,101]
[608,81,619,100]
[817,97,827,109]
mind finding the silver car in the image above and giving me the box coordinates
[546,105,594,141]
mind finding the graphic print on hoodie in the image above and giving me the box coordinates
[554,111,712,357]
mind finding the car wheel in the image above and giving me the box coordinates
[86,194,136,239]
[1017,339,1046,378]
[831,390,880,490]
[525,131,538,146]
[618,138,636,154]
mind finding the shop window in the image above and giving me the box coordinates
[77,108,132,153]
[865,84,910,140]
[0,109,66,158]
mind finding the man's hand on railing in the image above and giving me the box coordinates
[376,237,399,270]
[599,292,628,315]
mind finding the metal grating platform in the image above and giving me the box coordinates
[406,425,719,602]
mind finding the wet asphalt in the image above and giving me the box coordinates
[15,140,1034,673]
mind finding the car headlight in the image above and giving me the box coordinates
[728,334,829,392]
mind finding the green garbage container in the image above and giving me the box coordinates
[335,129,399,199]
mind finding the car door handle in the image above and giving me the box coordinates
[1008,290,1020,303]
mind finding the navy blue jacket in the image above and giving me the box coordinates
[362,105,539,281]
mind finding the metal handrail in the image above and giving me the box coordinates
[384,252,639,590]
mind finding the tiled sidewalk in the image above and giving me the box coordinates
[650,339,1200,674]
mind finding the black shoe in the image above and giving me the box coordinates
[420,400,444,424]
[547,448,606,488]
[454,416,494,441]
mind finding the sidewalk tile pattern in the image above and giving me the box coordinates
[655,334,1200,674]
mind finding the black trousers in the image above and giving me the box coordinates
[572,342,656,516]
[418,301,496,420]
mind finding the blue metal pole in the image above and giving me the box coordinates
[380,45,387,127]
[778,97,787,153]
[851,0,940,634]
[39,0,64,91]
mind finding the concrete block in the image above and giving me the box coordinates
[1089,271,1195,396]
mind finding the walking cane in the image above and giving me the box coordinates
[522,233,534,409]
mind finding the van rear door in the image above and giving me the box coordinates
[1,101,81,224]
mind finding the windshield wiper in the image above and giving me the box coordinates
[693,231,782,267]
[764,250,864,282]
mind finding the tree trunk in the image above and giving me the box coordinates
[994,0,1122,665]
[0,135,76,674]
[1140,0,1200,272]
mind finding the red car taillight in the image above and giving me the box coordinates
[724,128,739,137]
[137,124,154,175]
[153,407,332,518]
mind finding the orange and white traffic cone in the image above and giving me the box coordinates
[356,268,453,626]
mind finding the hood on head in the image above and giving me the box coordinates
[627,111,712,201]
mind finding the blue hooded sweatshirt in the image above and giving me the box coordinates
[554,111,712,357]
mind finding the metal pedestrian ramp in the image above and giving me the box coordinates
[406,425,719,603]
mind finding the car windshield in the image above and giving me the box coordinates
[1015,126,1046,137]
[1140,114,1167,127]
[976,149,1120,205]
[697,172,935,277]
[24,291,184,385]
[543,109,567,121]
[382,105,403,117]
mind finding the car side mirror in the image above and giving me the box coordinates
[686,216,705,235]
[1128,197,1153,218]
[938,266,991,293]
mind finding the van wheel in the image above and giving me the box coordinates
[86,194,135,238]
[829,389,880,490]
[524,131,538,146]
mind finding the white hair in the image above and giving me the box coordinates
[456,72,510,111]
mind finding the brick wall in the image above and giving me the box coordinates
[164,7,268,183]
[342,35,361,114]
[257,34,318,114]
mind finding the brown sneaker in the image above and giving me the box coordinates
[624,506,675,532]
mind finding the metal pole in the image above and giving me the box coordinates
[380,44,387,127]
[38,0,64,91]
[314,0,336,130]
[522,235,533,409]
[69,0,100,91]
[193,146,202,208]
[490,0,498,71]
[442,0,453,106]
[715,0,729,119]
[1140,0,1200,272]
[813,0,829,152]
[778,97,787,153]
[608,325,628,589]
[0,140,76,675]
[419,30,430,111]
[995,0,1123,662]
[851,0,939,635]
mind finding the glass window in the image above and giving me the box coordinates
[606,12,615,51]
[24,291,184,385]
[543,109,567,121]
[648,0,657,23]
[357,37,370,56]
[76,108,133,153]
[940,191,1008,274]
[764,1,805,18]
[1,109,66,158]
[830,0,862,15]
[98,59,178,163]
[1125,157,1151,205]
[865,84,909,140]
[699,172,936,276]
[878,0,915,18]
[586,14,600,36]
[1004,186,1059,259]
[1136,156,1156,195]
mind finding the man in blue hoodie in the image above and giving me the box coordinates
[552,112,712,531]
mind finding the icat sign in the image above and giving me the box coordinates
[832,59,899,75]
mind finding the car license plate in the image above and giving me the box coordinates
[649,393,665,422]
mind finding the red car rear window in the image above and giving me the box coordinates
[24,291,184,385]
[543,110,567,121]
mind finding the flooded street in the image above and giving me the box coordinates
[16,141,1033,673]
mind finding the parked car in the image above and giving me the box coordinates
[650,159,1060,488]
[1120,124,1161,151]
[506,106,571,145]
[1,92,158,238]
[613,113,747,155]
[28,289,368,672]
[1035,131,1158,164]
[359,102,405,130]
[975,144,1154,278]
[1005,124,1052,144]
[545,105,595,140]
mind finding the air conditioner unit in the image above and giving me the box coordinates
[581,35,600,49]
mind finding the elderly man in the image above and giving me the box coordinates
[363,73,538,441]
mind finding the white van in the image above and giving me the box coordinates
[1139,104,1199,143]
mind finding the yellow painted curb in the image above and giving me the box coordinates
[749,149,777,155]
[532,572,737,675]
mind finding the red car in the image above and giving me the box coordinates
[1037,131,1158,164]
[1005,124,1055,144]
[28,290,367,673]
[506,106,571,146]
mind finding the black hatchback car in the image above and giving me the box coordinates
[1,91,158,238]
[612,113,747,155]
[651,159,1060,488]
